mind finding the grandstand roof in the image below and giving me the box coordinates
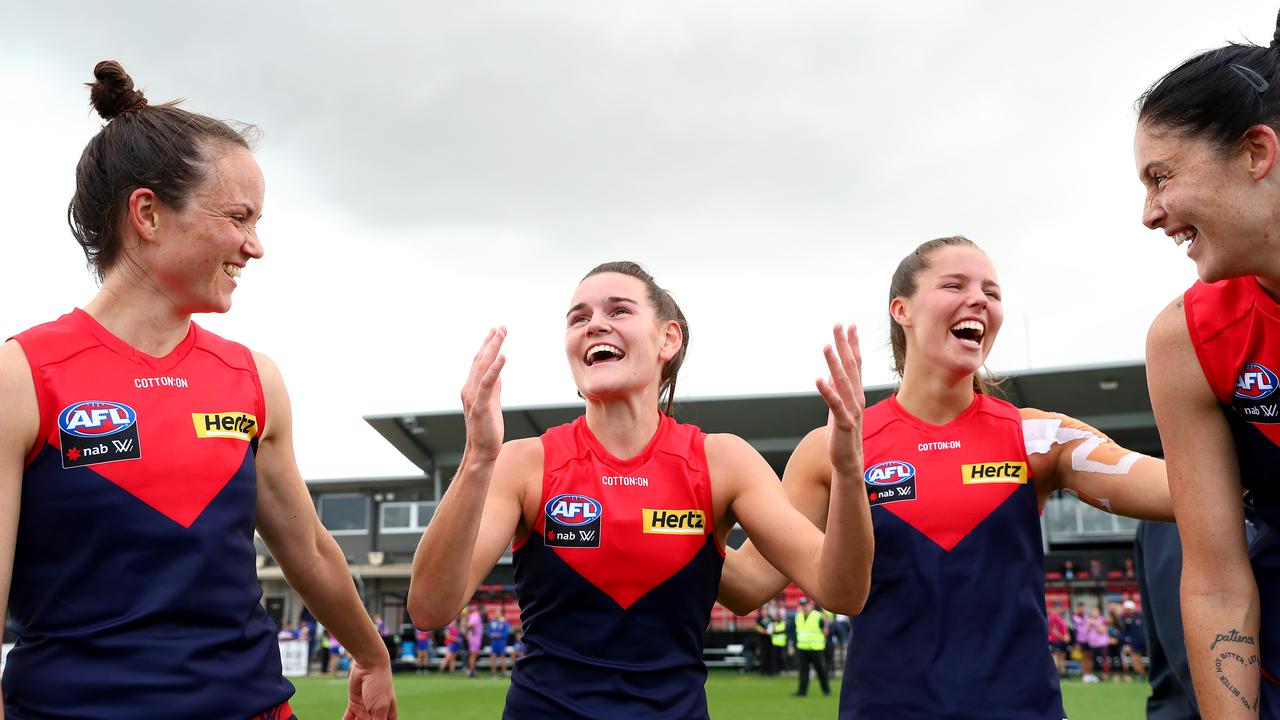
[363,360,1160,479]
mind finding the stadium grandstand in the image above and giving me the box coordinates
[234,360,1158,670]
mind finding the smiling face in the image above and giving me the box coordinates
[565,272,681,404]
[1135,124,1275,283]
[144,145,265,314]
[891,245,1003,381]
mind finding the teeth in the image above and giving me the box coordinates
[949,320,985,335]
[585,344,624,364]
[1173,229,1197,247]
[223,263,242,278]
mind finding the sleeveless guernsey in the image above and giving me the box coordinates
[3,310,293,720]
[841,394,1065,720]
[507,414,723,719]
[1185,277,1280,707]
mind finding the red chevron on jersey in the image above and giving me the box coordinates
[863,395,1032,551]
[525,414,720,609]
[16,309,265,528]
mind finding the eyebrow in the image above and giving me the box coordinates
[565,296,639,319]
[938,273,1000,287]
[1140,161,1168,181]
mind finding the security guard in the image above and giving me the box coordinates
[792,597,830,697]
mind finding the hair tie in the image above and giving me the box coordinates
[1229,63,1270,93]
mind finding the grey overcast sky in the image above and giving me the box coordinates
[2,1,1271,478]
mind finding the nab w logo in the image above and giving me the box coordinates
[864,461,915,486]
[1235,363,1278,400]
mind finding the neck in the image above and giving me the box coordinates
[83,270,192,357]
[583,389,663,460]
[895,358,976,425]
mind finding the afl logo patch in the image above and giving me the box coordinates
[544,493,602,548]
[864,460,917,506]
[1235,363,1278,400]
[58,401,142,469]
[59,401,136,438]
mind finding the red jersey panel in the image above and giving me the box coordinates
[507,414,723,719]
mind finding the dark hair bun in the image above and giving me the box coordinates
[88,60,148,120]
[1273,8,1280,49]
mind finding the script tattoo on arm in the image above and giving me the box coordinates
[1210,628,1260,712]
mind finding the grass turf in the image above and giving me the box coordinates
[290,672,1150,718]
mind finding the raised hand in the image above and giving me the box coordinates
[462,327,508,463]
[815,323,865,477]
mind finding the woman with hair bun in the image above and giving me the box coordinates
[718,236,1173,719]
[0,61,396,719]
[1137,10,1280,717]
[408,261,874,719]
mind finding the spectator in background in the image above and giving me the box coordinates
[755,609,775,676]
[1063,560,1076,581]
[465,603,484,678]
[317,627,332,677]
[414,628,432,675]
[1087,608,1111,683]
[1107,603,1127,681]
[440,618,462,674]
[1121,600,1148,681]
[1089,559,1105,580]
[791,597,830,698]
[1048,609,1070,677]
[489,614,512,677]
[1073,604,1095,683]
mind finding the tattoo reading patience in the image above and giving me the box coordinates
[1210,628,1260,712]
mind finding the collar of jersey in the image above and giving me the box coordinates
[885,392,983,434]
[574,412,673,471]
[71,307,199,373]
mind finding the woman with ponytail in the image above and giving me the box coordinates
[0,61,396,719]
[718,237,1173,719]
[408,261,874,719]
[1137,10,1280,717]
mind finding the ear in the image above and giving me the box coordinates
[889,296,912,328]
[127,187,162,243]
[1243,124,1279,181]
[658,319,683,363]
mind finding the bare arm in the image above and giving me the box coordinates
[715,325,873,615]
[1025,408,1172,521]
[407,328,536,630]
[718,427,833,614]
[252,352,396,720]
[1147,299,1259,718]
[0,341,39,717]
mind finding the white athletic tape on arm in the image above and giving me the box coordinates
[1021,419,1142,474]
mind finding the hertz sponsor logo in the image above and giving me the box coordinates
[642,508,707,535]
[193,412,259,441]
[962,461,1028,484]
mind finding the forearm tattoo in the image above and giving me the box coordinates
[1210,628,1260,712]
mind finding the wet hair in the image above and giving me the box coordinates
[69,60,255,281]
[581,261,689,416]
[888,235,998,395]
[1137,10,1280,153]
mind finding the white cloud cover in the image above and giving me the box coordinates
[3,1,1268,477]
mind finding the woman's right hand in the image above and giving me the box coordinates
[462,327,507,462]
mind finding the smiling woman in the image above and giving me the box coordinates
[0,61,396,719]
[1136,10,1280,719]
[409,260,875,719]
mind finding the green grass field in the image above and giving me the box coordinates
[290,671,1150,718]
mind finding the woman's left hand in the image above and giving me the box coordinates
[816,323,865,478]
[342,658,398,720]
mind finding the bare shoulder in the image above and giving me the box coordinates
[1146,294,1191,360]
[0,340,38,451]
[498,437,544,471]
[703,433,760,468]
[250,350,285,391]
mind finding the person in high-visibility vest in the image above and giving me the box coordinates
[792,597,830,697]
[769,607,788,676]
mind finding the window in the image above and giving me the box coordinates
[380,501,437,533]
[319,494,369,535]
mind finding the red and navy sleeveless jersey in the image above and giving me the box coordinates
[3,310,293,720]
[1185,277,1280,700]
[507,414,724,719]
[840,394,1065,720]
